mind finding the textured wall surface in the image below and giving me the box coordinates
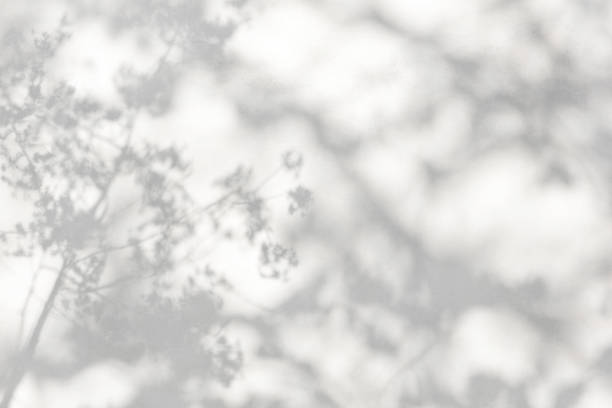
[2,1,612,407]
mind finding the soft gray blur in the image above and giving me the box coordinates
[2,0,612,407]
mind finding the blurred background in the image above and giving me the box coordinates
[3,0,612,407]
